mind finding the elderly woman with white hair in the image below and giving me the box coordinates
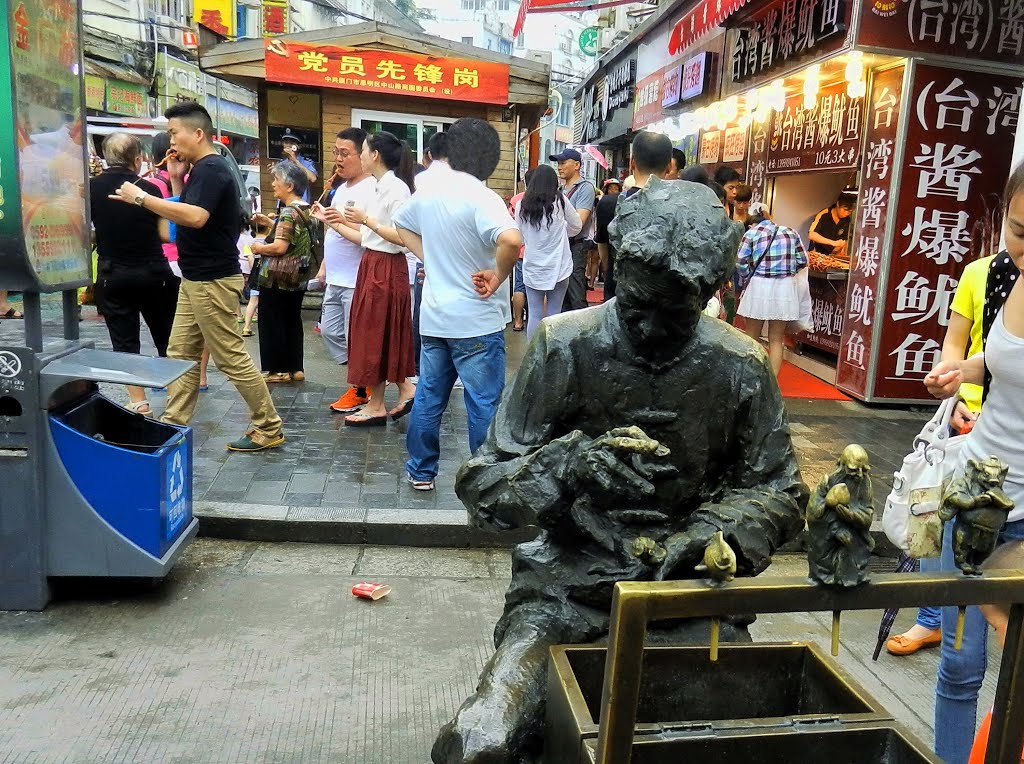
[250,160,315,383]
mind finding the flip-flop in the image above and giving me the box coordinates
[1,308,23,319]
[241,329,254,337]
[344,411,388,427]
[265,373,292,383]
[512,324,525,332]
[389,398,414,421]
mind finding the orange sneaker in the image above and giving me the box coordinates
[330,386,368,413]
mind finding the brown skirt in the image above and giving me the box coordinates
[347,248,417,386]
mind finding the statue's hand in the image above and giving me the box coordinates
[570,426,671,505]
[655,528,713,581]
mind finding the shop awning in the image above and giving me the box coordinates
[668,0,752,56]
[84,57,150,86]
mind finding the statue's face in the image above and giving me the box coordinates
[840,445,870,478]
[615,259,701,348]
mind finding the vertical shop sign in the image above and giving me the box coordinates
[722,125,748,162]
[746,119,770,203]
[835,65,904,398]
[262,0,289,36]
[871,64,1020,400]
[767,81,863,173]
[699,130,722,165]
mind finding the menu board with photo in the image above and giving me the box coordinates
[0,0,91,290]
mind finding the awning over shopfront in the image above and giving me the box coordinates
[668,0,753,55]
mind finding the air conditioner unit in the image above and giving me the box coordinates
[154,14,194,49]
[599,27,617,51]
[611,8,631,33]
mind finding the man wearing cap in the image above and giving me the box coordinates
[550,148,596,311]
[280,131,318,201]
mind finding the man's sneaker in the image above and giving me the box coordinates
[227,430,285,452]
[408,475,435,491]
[330,386,368,413]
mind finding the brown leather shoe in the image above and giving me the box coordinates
[886,630,942,656]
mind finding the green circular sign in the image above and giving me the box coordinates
[579,27,599,57]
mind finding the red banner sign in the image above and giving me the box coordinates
[872,65,1019,400]
[264,42,510,105]
[835,65,904,399]
[766,81,863,174]
[669,0,753,56]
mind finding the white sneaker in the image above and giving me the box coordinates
[408,475,435,491]
[407,375,419,384]
[453,377,464,389]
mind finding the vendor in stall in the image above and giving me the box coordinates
[808,189,857,258]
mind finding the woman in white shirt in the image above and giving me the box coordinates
[336,131,418,427]
[515,165,583,339]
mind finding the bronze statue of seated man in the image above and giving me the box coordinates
[433,178,808,764]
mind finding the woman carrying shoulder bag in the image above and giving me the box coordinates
[250,160,315,383]
[735,207,811,376]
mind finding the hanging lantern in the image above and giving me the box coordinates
[844,51,864,84]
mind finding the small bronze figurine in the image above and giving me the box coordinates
[940,456,1015,575]
[695,531,737,583]
[806,445,875,588]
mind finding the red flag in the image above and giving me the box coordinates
[512,0,528,39]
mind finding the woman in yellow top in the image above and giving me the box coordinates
[886,253,992,657]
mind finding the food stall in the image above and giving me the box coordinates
[198,22,551,204]
[630,0,1023,402]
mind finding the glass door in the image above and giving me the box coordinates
[352,109,455,164]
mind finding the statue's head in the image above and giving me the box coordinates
[839,444,871,478]
[609,178,739,348]
[970,456,1009,486]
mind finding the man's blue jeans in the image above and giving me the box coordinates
[935,516,1024,764]
[406,332,505,482]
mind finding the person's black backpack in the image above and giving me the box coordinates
[212,143,255,232]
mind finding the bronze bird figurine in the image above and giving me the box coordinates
[696,531,737,583]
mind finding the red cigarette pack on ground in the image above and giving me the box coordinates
[352,582,391,600]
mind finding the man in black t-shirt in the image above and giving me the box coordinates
[109,101,283,451]
[809,191,857,257]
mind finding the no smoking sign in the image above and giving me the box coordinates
[0,351,22,379]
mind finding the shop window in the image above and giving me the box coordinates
[497,0,510,9]
[544,139,552,160]
[462,35,474,45]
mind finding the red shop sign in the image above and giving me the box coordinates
[858,0,1024,67]
[264,42,510,105]
[835,64,905,399]
[871,64,1020,400]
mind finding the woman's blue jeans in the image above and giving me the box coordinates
[935,516,1024,764]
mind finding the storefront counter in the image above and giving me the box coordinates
[796,268,847,356]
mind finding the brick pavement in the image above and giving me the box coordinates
[0,540,1000,763]
[0,293,933,541]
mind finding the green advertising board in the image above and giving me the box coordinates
[0,0,91,291]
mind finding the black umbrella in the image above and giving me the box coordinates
[872,551,918,660]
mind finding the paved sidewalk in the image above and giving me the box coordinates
[0,294,933,546]
[0,541,999,763]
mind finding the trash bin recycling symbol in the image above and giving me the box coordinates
[169,450,185,504]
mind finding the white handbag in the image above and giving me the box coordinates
[882,397,966,558]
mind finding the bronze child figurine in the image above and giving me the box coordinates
[940,456,1015,575]
[806,445,875,588]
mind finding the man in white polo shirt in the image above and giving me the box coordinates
[312,127,377,413]
[393,118,523,491]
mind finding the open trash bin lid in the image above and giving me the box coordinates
[40,348,195,399]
